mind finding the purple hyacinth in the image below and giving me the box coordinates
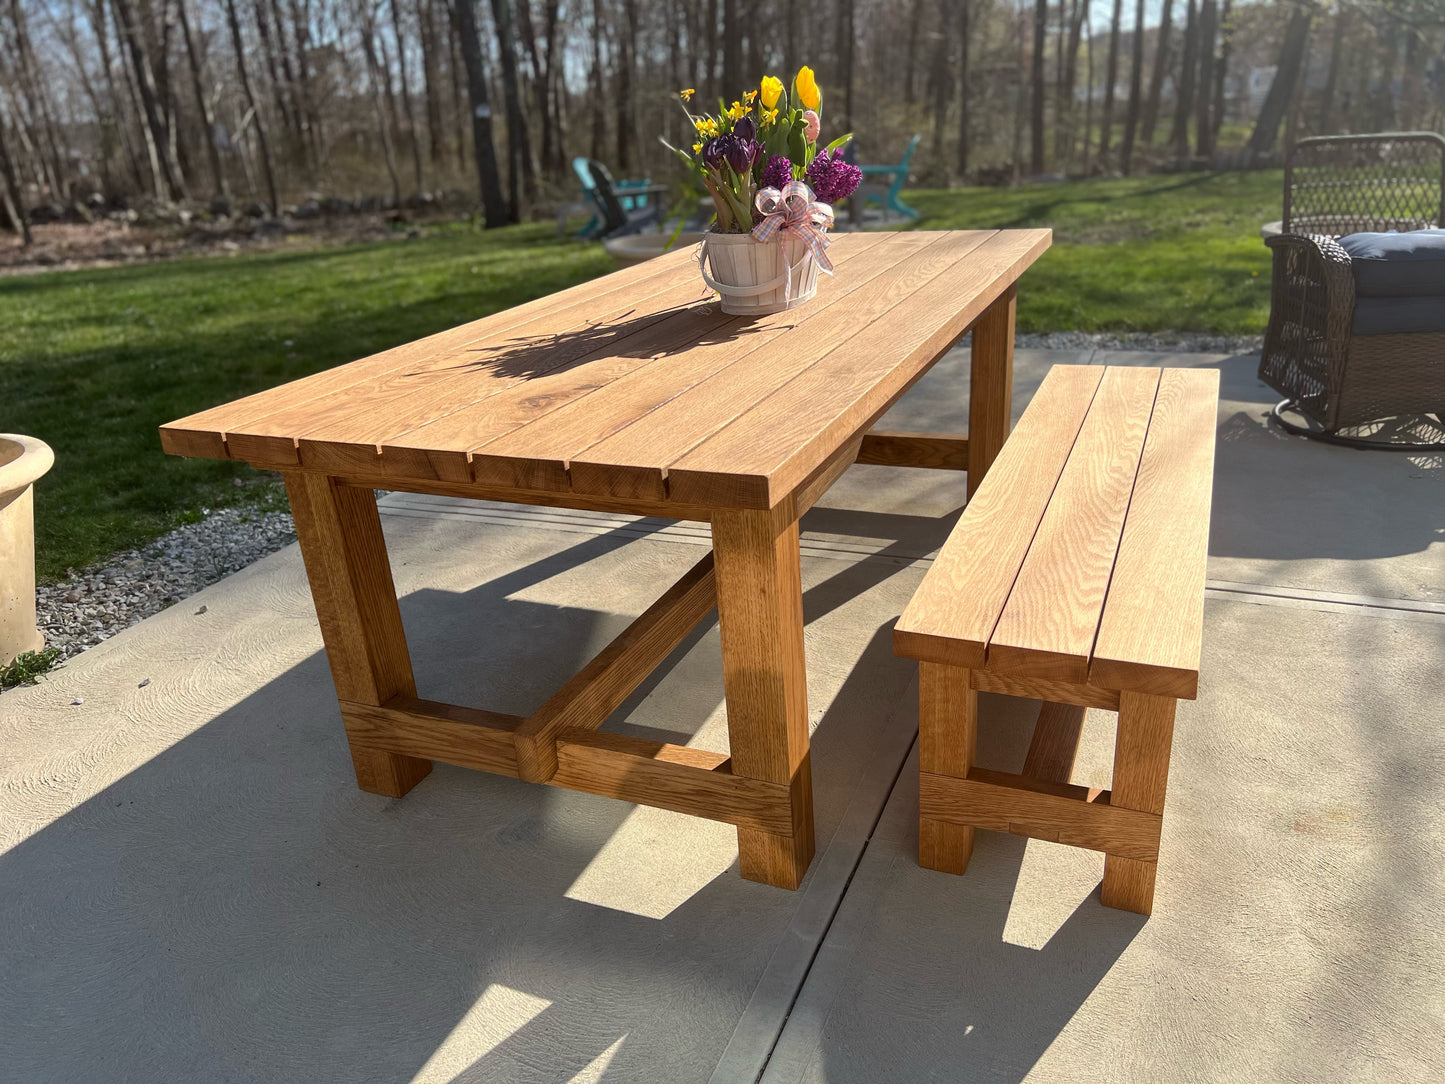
[804,149,863,204]
[760,153,794,190]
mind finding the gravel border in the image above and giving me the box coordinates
[34,505,297,663]
[23,333,1261,672]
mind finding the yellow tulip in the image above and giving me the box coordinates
[795,66,821,110]
[760,76,783,110]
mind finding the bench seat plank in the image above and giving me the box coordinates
[985,366,1162,683]
[1090,368,1219,698]
[892,364,1105,668]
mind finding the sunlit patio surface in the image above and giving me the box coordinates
[3,345,1442,1083]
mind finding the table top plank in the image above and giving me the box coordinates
[892,364,1105,669]
[367,233,900,486]
[162,246,700,464]
[567,231,992,502]
[665,229,1053,508]
[226,265,716,468]
[162,231,1055,514]
[1089,368,1219,699]
[985,365,1163,683]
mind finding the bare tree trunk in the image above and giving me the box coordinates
[836,0,855,130]
[611,0,636,172]
[489,0,532,215]
[1170,0,1198,160]
[224,0,279,210]
[1140,0,1173,146]
[929,0,951,163]
[452,0,508,226]
[956,0,972,179]
[113,0,187,198]
[390,0,427,191]
[723,0,740,92]
[905,0,924,105]
[0,118,32,243]
[358,4,403,207]
[1244,3,1312,160]
[1194,0,1216,159]
[178,0,229,197]
[1318,7,1348,134]
[1030,0,1047,174]
[589,0,605,159]
[417,0,447,168]
[1210,0,1231,146]
[86,0,148,192]
[1098,0,1122,168]
[1119,0,1146,173]
[1059,0,1089,171]
[543,0,567,172]
[783,0,799,88]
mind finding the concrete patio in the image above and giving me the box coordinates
[2,344,1442,1083]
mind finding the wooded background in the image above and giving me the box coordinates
[1,0,1442,235]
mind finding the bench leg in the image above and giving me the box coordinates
[285,472,432,798]
[1100,691,1177,914]
[918,663,977,874]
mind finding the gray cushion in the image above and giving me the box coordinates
[1338,229,1445,297]
[1352,295,1445,335]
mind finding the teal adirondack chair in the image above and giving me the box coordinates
[569,158,668,240]
[858,135,922,222]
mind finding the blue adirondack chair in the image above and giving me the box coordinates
[858,135,922,222]
[570,158,669,240]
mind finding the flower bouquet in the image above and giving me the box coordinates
[665,68,862,315]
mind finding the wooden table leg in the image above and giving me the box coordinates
[918,663,976,874]
[968,283,1018,499]
[711,505,815,889]
[1100,690,1176,914]
[284,472,432,798]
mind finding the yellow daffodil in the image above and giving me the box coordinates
[760,75,783,110]
[795,66,821,110]
[744,89,758,103]
[680,88,695,100]
[693,116,718,137]
[762,107,779,125]
[693,142,704,154]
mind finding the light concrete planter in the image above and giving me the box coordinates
[0,434,55,665]
[700,231,820,315]
[603,231,706,269]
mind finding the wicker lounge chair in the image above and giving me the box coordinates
[1258,132,1445,450]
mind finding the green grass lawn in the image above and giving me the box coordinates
[909,170,1281,333]
[1,223,613,581]
[2,171,1282,582]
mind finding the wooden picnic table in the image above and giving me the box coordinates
[161,229,1052,890]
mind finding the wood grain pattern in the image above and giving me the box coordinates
[513,553,717,783]
[1090,367,1219,699]
[1021,701,1088,784]
[240,276,720,468]
[551,729,798,835]
[855,431,970,470]
[711,504,814,888]
[567,231,977,502]
[967,285,1017,497]
[919,768,1162,861]
[457,233,900,492]
[161,248,699,462]
[918,661,977,875]
[283,472,432,796]
[340,697,522,778]
[986,366,1162,682]
[968,669,1120,710]
[1101,691,1177,914]
[892,365,1105,669]
[665,230,1052,509]
[374,234,895,485]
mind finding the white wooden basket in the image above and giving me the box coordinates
[700,231,820,315]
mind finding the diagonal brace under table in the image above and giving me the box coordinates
[285,470,813,888]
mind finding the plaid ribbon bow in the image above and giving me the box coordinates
[750,181,835,302]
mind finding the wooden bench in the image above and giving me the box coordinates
[893,364,1219,914]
